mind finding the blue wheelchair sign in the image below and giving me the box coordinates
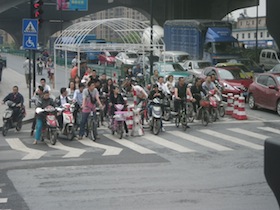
[23,34,37,50]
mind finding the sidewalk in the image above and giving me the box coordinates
[0,67,58,128]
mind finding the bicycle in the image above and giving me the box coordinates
[85,110,97,141]
[175,99,188,131]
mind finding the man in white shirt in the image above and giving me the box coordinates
[23,57,33,88]
[131,84,148,106]
[40,78,51,92]
[157,76,170,95]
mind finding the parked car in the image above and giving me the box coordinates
[199,67,253,97]
[215,62,254,79]
[159,51,190,66]
[248,73,280,115]
[134,54,159,69]
[98,51,118,66]
[182,60,212,75]
[227,58,264,73]
[259,49,280,71]
[114,52,138,69]
[146,62,195,83]
[269,64,280,73]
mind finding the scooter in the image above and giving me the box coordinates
[59,103,76,140]
[208,89,219,122]
[2,101,24,136]
[110,104,126,139]
[36,105,59,145]
[149,97,162,135]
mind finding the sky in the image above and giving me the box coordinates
[231,0,266,19]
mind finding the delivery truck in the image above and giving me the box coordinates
[164,19,242,64]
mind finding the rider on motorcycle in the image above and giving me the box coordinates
[33,90,55,144]
[191,77,206,114]
[2,86,25,122]
[202,73,220,93]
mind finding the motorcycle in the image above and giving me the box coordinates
[36,105,59,145]
[149,97,162,135]
[162,94,172,121]
[197,97,210,126]
[110,104,126,139]
[2,101,24,136]
[58,103,76,140]
[208,89,219,122]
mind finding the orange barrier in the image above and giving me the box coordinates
[225,93,234,115]
[232,95,239,119]
[235,96,248,120]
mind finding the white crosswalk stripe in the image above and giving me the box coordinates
[0,198,8,203]
[46,140,86,158]
[228,128,269,140]
[168,131,233,151]
[5,138,46,160]
[143,133,195,153]
[258,127,280,135]
[103,134,156,154]
[199,129,263,150]
[77,138,123,156]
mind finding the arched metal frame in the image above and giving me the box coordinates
[54,18,165,84]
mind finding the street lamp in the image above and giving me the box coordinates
[149,0,154,81]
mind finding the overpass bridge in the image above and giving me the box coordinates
[0,0,279,48]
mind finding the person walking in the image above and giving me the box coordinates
[23,57,33,88]
[46,58,55,89]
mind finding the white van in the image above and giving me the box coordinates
[259,49,280,70]
[159,51,190,66]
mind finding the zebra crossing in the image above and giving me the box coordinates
[0,185,10,210]
[2,126,279,161]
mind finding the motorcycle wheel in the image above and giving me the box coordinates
[67,126,75,141]
[117,122,123,139]
[16,119,23,131]
[163,110,171,121]
[50,130,57,145]
[2,122,8,136]
[152,119,160,135]
[219,106,225,117]
[201,110,210,126]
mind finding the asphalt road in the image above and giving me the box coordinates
[0,53,280,210]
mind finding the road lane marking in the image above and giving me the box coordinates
[5,138,46,160]
[168,131,232,151]
[78,138,123,156]
[199,130,263,150]
[103,134,156,154]
[143,133,195,153]
[258,127,280,135]
[228,128,269,140]
[46,141,86,158]
[0,198,8,203]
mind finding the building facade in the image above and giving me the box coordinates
[232,16,276,48]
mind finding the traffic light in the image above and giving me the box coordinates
[32,0,44,27]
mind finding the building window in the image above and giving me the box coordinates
[260,32,263,38]
[248,33,250,39]
[242,33,244,39]
[267,32,270,38]
[236,34,239,39]
[254,32,256,38]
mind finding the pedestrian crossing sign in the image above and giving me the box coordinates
[22,19,38,35]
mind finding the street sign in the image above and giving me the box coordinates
[22,19,38,34]
[22,19,38,50]
[57,0,88,11]
[23,34,38,50]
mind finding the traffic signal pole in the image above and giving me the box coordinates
[29,0,33,108]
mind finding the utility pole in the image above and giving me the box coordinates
[149,0,154,82]
[255,0,259,62]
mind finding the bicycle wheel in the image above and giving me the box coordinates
[186,102,195,123]
[210,108,218,122]
[117,122,123,139]
[175,115,180,128]
[201,109,210,126]
[89,119,96,141]
[219,106,225,117]
[181,113,188,131]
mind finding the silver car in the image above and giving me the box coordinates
[182,60,212,75]
[114,52,138,69]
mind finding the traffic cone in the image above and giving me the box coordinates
[225,93,234,115]
[125,105,134,134]
[235,96,248,120]
[232,95,239,119]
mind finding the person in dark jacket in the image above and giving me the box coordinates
[191,77,206,114]
[55,87,70,129]
[33,90,55,144]
[2,86,24,122]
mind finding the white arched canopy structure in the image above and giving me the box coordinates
[54,18,165,83]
